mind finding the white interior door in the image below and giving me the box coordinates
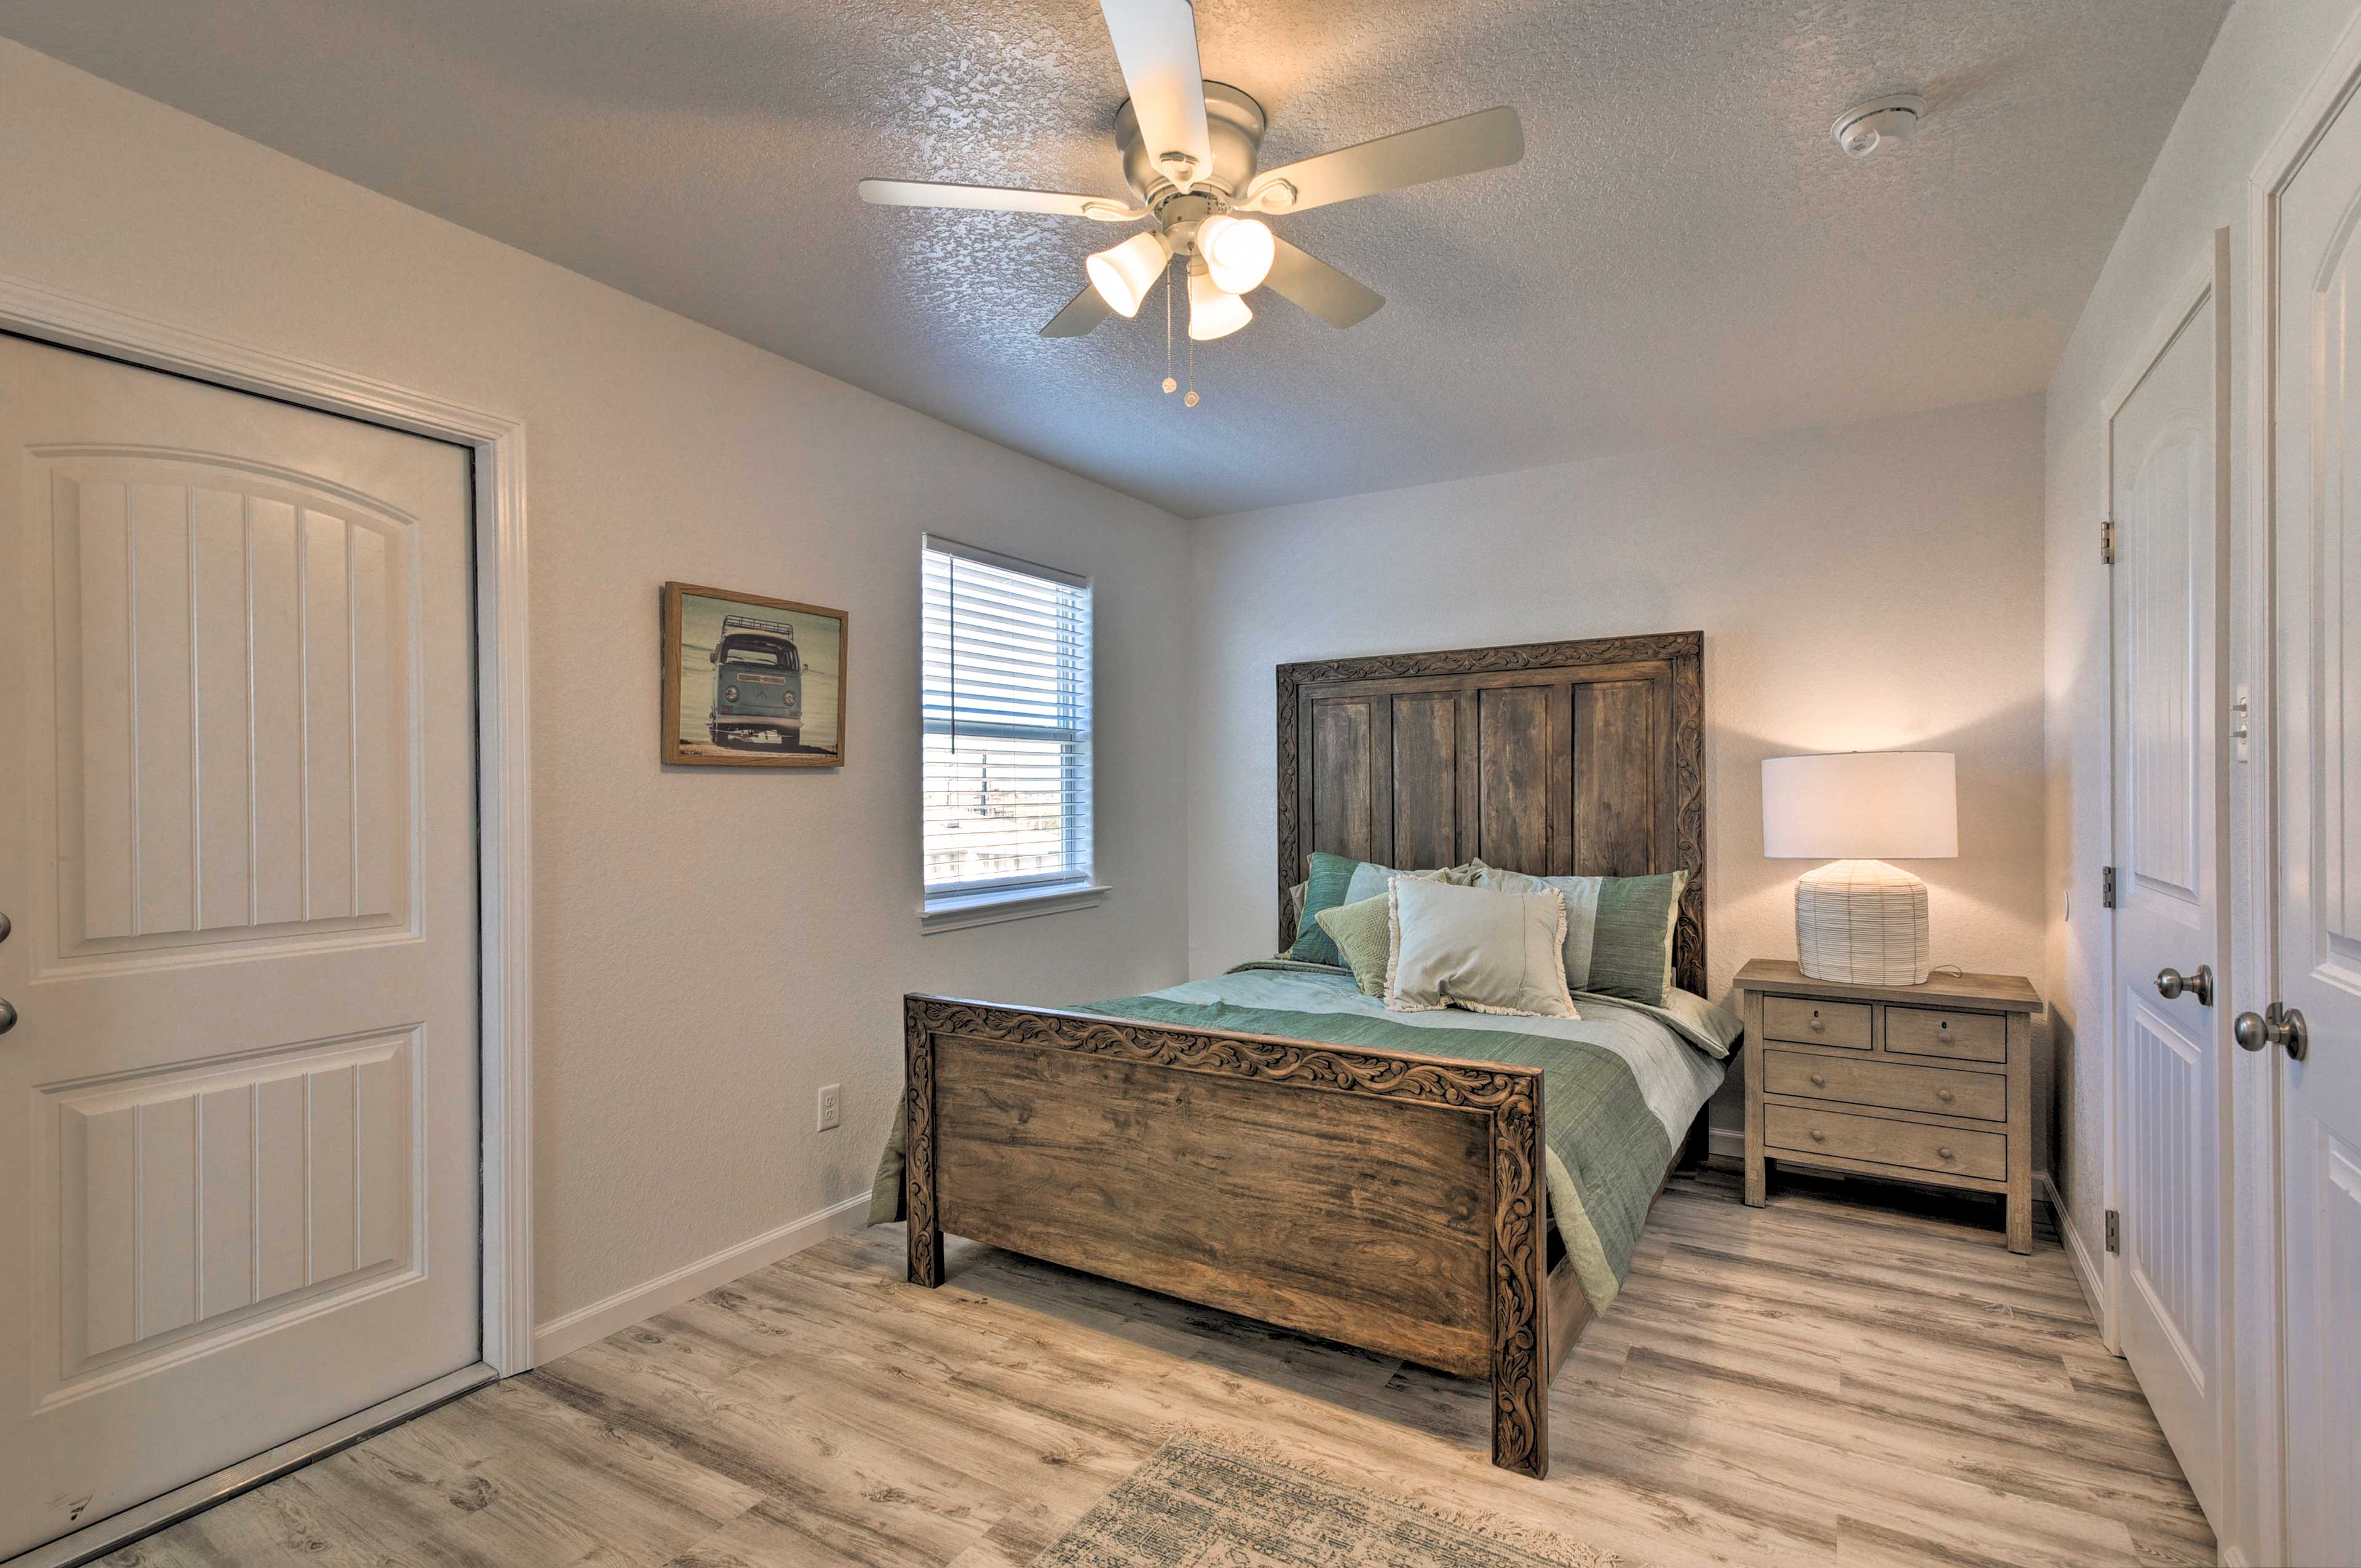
[2268,69,2361,1568]
[0,336,480,1559]
[2105,233,2231,1531]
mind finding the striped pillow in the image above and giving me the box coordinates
[1473,865,1688,1006]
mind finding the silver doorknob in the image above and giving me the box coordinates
[0,999,14,1036]
[2235,1004,2309,1062]
[2156,964,2215,1006]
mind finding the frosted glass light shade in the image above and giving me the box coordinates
[1762,752,1957,861]
[1197,213,1275,294]
[1187,269,1252,341]
[1086,230,1171,318]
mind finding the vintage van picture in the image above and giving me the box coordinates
[661,581,847,767]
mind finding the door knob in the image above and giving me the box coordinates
[2234,1004,2309,1062]
[2156,964,2215,1006]
[0,998,14,1036]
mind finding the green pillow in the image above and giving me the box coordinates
[1474,867,1689,1006]
[1286,853,1364,967]
[1314,894,1392,995]
[1286,853,1480,967]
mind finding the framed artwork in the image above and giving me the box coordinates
[660,581,848,768]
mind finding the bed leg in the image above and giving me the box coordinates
[1681,1104,1712,1170]
[1488,1073,1550,1478]
[904,1001,943,1288]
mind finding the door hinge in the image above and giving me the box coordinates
[2105,1209,2121,1255]
[2101,867,2116,909]
[2101,519,2116,565]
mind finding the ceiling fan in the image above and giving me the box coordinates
[858,0,1524,351]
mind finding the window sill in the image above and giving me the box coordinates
[919,883,1110,934]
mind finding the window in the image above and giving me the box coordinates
[921,537,1094,922]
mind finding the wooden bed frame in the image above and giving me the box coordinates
[903,632,1708,1478]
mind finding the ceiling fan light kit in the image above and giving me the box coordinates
[858,0,1526,404]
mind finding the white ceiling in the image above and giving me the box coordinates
[0,0,2225,518]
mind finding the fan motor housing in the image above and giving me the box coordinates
[1115,81,1267,217]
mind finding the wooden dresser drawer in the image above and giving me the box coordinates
[1762,996,1873,1050]
[1762,1049,2007,1122]
[1884,1005,2007,1063]
[1764,1103,2006,1181]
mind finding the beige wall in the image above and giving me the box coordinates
[0,39,1193,1338]
[1187,395,2051,1153]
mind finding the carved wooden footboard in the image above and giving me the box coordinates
[902,993,1559,1476]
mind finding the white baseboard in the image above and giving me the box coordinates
[1708,1127,1744,1160]
[2218,1546,2247,1567]
[530,1191,873,1366]
[2041,1172,2108,1330]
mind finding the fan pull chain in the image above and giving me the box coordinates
[1185,330,1198,408]
[1161,262,1177,395]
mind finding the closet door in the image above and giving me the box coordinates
[2105,234,2231,1529]
[2263,51,2361,1568]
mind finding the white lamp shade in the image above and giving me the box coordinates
[1187,268,1252,341]
[1085,230,1170,318]
[1197,213,1275,294]
[1762,752,1958,861]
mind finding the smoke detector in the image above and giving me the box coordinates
[1832,93,1925,159]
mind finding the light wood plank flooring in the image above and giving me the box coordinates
[100,1170,2211,1568]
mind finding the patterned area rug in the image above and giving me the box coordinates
[1031,1435,1616,1567]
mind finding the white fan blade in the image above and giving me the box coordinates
[1262,237,1384,328]
[1248,107,1524,214]
[1100,0,1212,183]
[859,179,1144,221]
[1041,283,1116,337]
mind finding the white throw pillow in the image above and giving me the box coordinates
[1384,877,1580,1018]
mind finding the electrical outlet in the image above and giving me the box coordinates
[817,1084,841,1132]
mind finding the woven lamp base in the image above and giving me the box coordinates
[1794,859,1931,985]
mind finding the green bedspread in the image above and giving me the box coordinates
[871,963,1734,1317]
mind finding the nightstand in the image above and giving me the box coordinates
[1736,958,2041,1254]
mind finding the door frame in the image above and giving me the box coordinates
[2235,13,2361,1562]
[0,273,537,1386]
[2094,226,2233,1521]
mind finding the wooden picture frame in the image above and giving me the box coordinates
[660,580,849,768]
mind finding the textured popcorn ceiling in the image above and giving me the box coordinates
[0,0,2225,518]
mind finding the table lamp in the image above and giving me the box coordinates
[1762,751,1958,985]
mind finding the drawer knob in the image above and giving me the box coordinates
[1937,1146,1956,1160]
[1935,1087,1955,1103]
[1809,1073,1827,1087]
[1809,1129,1827,1142]
[1808,1015,1826,1031]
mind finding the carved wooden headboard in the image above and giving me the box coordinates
[1276,631,1706,996]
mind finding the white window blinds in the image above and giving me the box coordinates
[921,537,1093,907]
